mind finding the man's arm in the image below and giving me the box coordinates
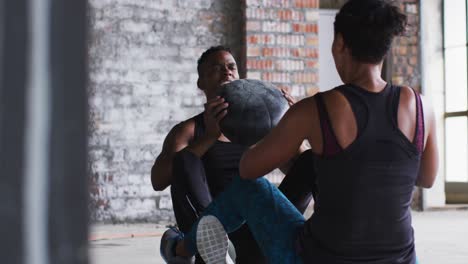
[151,121,194,191]
[151,97,228,191]
[183,96,229,157]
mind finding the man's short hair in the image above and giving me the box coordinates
[197,46,232,75]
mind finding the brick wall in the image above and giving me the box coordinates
[87,0,244,222]
[245,0,319,99]
[244,0,319,183]
[88,0,320,223]
[391,0,421,91]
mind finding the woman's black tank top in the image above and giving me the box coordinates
[299,84,424,264]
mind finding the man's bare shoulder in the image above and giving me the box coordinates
[166,114,201,142]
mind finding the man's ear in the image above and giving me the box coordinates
[335,33,345,52]
[197,78,204,90]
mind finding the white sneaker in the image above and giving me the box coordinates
[196,215,234,264]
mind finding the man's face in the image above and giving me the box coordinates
[198,51,240,96]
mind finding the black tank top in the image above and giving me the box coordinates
[192,113,247,197]
[299,84,424,264]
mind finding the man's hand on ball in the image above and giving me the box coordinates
[281,88,296,106]
[204,96,229,138]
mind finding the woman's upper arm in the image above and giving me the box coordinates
[417,95,439,188]
[240,98,314,179]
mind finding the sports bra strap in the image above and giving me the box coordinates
[315,93,342,157]
[412,89,425,153]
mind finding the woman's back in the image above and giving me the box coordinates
[299,83,424,263]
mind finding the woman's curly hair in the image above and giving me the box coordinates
[334,0,407,63]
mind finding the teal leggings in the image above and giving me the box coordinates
[183,175,421,264]
[185,176,305,264]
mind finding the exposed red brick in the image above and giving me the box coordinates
[245,0,319,97]
[247,35,258,44]
[292,23,318,33]
[262,47,290,57]
[247,34,275,45]
[278,9,292,20]
[398,46,408,56]
[294,0,318,8]
[246,59,274,70]
[277,9,304,21]
[262,72,290,83]
[409,56,418,66]
[247,46,261,57]
[406,66,414,75]
[306,36,318,46]
[291,48,318,58]
[305,60,318,69]
[292,72,317,83]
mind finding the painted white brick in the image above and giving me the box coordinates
[109,198,126,211]
[159,196,173,210]
[140,185,156,197]
[128,174,143,185]
[119,198,157,220]
[89,0,244,223]
[178,0,212,9]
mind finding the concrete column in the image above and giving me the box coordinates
[420,0,446,208]
[0,0,89,263]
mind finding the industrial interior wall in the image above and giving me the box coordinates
[88,0,420,223]
[87,0,244,222]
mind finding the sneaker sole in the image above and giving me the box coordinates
[196,215,233,264]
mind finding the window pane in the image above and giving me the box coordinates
[445,47,468,112]
[446,117,468,182]
[444,0,467,47]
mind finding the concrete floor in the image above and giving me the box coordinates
[90,210,468,264]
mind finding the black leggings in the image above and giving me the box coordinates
[170,149,316,264]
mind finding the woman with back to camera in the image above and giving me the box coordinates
[161,0,438,263]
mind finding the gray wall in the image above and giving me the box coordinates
[88,0,244,222]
